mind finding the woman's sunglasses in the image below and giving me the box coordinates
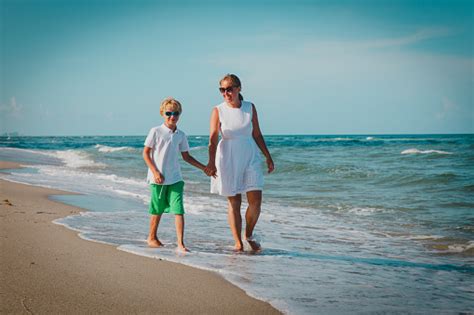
[165,111,180,117]
[219,86,235,94]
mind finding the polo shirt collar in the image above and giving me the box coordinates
[161,123,178,134]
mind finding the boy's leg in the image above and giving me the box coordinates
[147,214,163,247]
[148,184,167,247]
[174,214,188,251]
[166,181,187,251]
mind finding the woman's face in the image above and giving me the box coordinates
[219,79,240,104]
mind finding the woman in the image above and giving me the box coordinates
[206,74,274,251]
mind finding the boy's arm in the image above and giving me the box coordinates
[143,146,164,184]
[181,151,206,171]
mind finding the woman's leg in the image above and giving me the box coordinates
[227,194,243,251]
[245,190,262,250]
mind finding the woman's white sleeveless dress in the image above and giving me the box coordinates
[211,101,264,196]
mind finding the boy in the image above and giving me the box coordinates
[143,97,207,252]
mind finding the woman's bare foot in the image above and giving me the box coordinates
[147,238,163,248]
[245,235,261,251]
[177,244,190,253]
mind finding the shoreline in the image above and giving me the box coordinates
[0,161,279,314]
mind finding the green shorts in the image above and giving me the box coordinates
[149,181,185,215]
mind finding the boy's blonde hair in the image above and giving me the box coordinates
[160,97,183,116]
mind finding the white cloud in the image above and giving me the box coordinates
[0,97,23,118]
[207,28,467,79]
[38,104,51,118]
[359,27,455,49]
[296,27,457,56]
[204,27,472,133]
[207,32,472,94]
[436,97,459,120]
[105,111,116,121]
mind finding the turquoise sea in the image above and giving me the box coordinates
[1,134,473,314]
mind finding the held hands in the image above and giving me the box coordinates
[153,171,165,184]
[204,163,217,178]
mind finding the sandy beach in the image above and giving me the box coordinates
[0,161,279,314]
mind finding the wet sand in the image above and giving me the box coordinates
[0,161,279,314]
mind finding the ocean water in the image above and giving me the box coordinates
[1,134,473,314]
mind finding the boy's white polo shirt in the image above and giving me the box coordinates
[144,124,190,185]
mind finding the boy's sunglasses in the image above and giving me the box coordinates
[219,86,235,94]
[165,111,180,117]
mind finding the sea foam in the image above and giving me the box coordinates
[45,150,106,168]
[401,148,452,155]
[95,144,136,153]
[2,134,473,315]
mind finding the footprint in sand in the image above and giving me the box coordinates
[2,199,13,206]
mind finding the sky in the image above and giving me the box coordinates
[1,0,473,136]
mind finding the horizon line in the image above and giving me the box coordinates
[1,132,473,137]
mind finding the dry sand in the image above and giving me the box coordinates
[0,161,279,314]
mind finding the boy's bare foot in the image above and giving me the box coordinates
[147,238,163,248]
[245,236,261,251]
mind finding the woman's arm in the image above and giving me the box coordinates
[251,104,274,173]
[206,107,220,176]
[143,146,164,184]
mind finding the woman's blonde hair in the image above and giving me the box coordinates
[159,97,182,116]
[220,74,244,101]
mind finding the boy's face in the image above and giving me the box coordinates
[162,106,180,129]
